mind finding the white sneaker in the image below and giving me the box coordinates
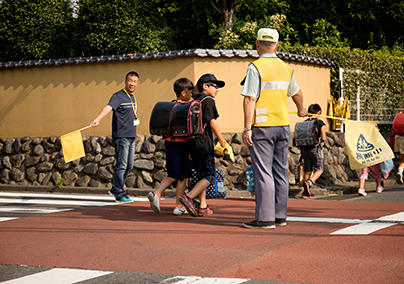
[173,206,188,216]
[377,186,384,193]
[358,188,367,196]
[147,191,160,213]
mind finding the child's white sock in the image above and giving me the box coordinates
[399,167,403,173]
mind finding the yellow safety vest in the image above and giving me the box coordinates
[252,57,293,127]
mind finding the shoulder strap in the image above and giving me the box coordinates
[198,95,213,103]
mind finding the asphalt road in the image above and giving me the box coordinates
[0,184,403,284]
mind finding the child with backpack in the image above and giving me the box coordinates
[179,73,231,217]
[147,78,194,215]
[300,103,326,198]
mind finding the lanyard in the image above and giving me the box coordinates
[123,88,137,118]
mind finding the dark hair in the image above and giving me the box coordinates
[125,71,139,81]
[257,40,277,48]
[308,103,322,114]
[173,78,194,97]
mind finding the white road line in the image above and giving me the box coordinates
[0,192,114,201]
[330,222,397,235]
[287,216,367,224]
[160,276,248,284]
[0,268,113,284]
[288,215,403,235]
[376,211,404,222]
[0,192,163,202]
[0,217,18,222]
[0,207,72,214]
[0,198,117,207]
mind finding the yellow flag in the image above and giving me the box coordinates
[327,97,334,117]
[61,130,85,163]
[345,120,394,170]
[339,97,351,119]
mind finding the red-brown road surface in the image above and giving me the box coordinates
[0,198,403,284]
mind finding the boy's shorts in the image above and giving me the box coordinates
[190,153,216,186]
[302,145,323,172]
[165,141,191,181]
[394,135,404,154]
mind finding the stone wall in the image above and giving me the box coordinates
[0,132,368,190]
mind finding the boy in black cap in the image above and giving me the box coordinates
[179,73,230,217]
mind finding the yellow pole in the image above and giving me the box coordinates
[288,111,348,121]
[61,125,91,137]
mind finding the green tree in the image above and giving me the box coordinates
[0,0,74,62]
[153,0,217,50]
[75,0,175,56]
[287,0,404,51]
[208,0,294,49]
[304,19,347,48]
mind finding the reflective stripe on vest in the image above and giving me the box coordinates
[252,57,293,127]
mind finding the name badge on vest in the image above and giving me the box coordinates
[134,119,140,126]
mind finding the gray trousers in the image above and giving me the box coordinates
[249,126,290,222]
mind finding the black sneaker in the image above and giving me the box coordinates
[243,220,275,229]
[275,218,287,227]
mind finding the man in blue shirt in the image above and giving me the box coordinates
[90,71,139,202]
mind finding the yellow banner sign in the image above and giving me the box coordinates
[345,120,394,170]
[61,130,85,163]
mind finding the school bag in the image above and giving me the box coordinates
[169,97,210,139]
[149,101,177,137]
[294,117,319,147]
[392,112,404,134]
[189,168,226,199]
[245,166,255,192]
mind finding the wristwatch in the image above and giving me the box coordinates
[243,127,251,132]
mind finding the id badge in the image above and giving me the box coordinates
[134,119,140,126]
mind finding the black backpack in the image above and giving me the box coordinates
[149,97,210,139]
[294,117,319,147]
[169,99,204,139]
[149,101,177,137]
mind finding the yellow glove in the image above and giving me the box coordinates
[223,143,235,165]
[214,141,225,156]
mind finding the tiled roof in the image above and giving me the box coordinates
[0,48,335,70]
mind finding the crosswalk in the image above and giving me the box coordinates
[1,192,402,235]
[0,268,113,284]
[0,192,403,283]
[0,192,148,222]
[0,266,250,284]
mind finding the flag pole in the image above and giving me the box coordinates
[288,111,348,121]
[61,125,92,137]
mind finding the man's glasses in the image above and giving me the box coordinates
[207,83,218,89]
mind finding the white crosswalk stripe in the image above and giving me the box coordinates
[0,269,249,284]
[330,211,404,235]
[160,276,249,283]
[288,215,404,235]
[0,192,149,222]
[330,222,397,235]
[0,268,113,284]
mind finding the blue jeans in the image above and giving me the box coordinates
[111,137,135,198]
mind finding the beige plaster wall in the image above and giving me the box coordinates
[0,55,330,138]
[195,58,331,133]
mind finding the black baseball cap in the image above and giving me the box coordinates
[196,73,225,88]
